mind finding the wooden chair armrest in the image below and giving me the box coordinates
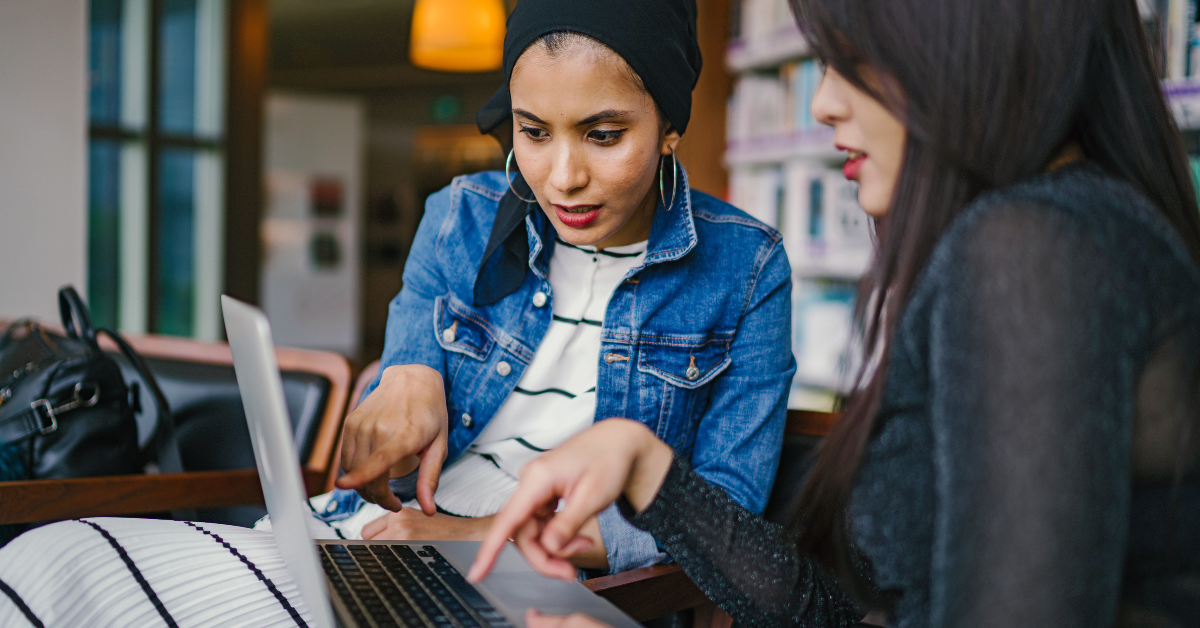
[786,409,842,436]
[583,564,708,622]
[0,468,326,526]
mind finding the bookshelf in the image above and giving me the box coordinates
[728,0,1200,411]
[726,25,810,72]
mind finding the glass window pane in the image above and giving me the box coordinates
[156,148,196,336]
[90,0,124,126]
[159,0,198,135]
[89,141,123,329]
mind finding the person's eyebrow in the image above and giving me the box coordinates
[512,108,548,124]
[577,109,634,126]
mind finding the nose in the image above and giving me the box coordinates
[811,67,848,127]
[548,142,588,195]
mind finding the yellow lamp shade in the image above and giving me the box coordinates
[410,0,506,73]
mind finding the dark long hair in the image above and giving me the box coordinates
[786,0,1200,604]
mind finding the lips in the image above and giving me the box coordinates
[554,205,601,228]
[837,145,867,181]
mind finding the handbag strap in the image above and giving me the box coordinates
[0,319,35,353]
[0,375,91,444]
[96,329,185,475]
[58,286,100,352]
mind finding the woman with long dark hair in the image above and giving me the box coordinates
[470,0,1200,625]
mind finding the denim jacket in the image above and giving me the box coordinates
[347,167,795,573]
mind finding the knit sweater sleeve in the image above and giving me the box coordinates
[626,456,861,627]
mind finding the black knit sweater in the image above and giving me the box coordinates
[628,163,1200,628]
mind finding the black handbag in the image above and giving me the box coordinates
[0,286,184,544]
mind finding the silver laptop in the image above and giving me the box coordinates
[221,295,642,628]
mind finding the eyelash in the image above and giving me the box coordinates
[588,129,625,144]
[520,126,549,141]
[518,126,627,145]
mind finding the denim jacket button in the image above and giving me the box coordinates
[442,321,457,344]
[461,413,473,428]
[496,361,512,376]
[532,291,548,308]
[686,366,701,381]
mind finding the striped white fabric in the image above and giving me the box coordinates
[0,518,312,628]
[434,237,646,518]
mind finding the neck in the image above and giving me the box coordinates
[1046,142,1085,172]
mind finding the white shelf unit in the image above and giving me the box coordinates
[726,127,840,166]
[1166,78,1200,130]
[726,25,811,72]
[725,3,865,409]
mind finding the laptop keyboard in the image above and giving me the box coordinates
[320,543,515,628]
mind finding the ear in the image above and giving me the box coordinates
[660,126,682,155]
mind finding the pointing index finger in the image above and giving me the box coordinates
[468,479,561,582]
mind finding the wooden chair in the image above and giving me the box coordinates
[0,330,351,527]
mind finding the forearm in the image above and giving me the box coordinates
[626,456,860,627]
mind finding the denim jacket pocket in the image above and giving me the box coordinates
[636,333,734,389]
[434,295,495,361]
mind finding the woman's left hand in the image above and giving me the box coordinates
[525,609,614,628]
[362,510,491,541]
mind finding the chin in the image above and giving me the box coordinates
[856,190,890,218]
[555,221,617,245]
[553,227,601,246]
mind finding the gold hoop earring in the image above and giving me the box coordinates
[506,149,537,204]
[659,149,678,211]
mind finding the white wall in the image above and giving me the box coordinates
[0,1,88,323]
[262,92,364,356]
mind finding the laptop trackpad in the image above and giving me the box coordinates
[487,573,634,626]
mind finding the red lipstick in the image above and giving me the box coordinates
[837,144,867,181]
[554,205,601,228]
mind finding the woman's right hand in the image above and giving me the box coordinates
[335,364,449,514]
[468,418,674,582]
[524,609,614,628]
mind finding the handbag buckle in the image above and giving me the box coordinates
[30,399,58,435]
[29,383,101,436]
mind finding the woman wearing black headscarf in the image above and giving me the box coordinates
[0,1,800,624]
[326,0,792,571]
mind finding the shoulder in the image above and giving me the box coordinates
[424,171,507,220]
[420,171,507,245]
[941,163,1182,264]
[689,190,786,266]
[410,172,508,294]
[914,163,1199,308]
[690,189,782,241]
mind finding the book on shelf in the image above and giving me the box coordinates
[730,163,873,279]
[727,58,825,146]
[792,280,858,393]
[783,164,873,279]
[730,0,797,44]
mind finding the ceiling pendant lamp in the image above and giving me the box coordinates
[410,0,506,72]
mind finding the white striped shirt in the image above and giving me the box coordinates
[432,238,647,517]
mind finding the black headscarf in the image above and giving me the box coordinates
[471,0,702,307]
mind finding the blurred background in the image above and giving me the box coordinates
[3,0,1198,411]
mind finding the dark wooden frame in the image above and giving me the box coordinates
[0,330,351,527]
